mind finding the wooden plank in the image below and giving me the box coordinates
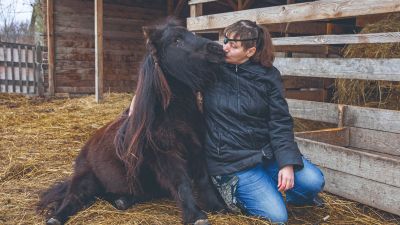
[283,76,324,89]
[283,77,334,89]
[297,137,400,188]
[295,127,349,146]
[272,32,400,46]
[47,0,55,96]
[267,22,354,36]
[32,46,36,95]
[18,45,22,93]
[275,45,341,55]
[0,79,35,86]
[321,168,400,216]
[36,45,44,96]
[289,99,400,133]
[344,105,400,133]
[0,61,34,68]
[3,45,8,92]
[189,0,217,5]
[285,89,326,102]
[56,86,95,93]
[287,99,339,124]
[190,4,203,17]
[10,45,15,92]
[25,46,29,94]
[187,0,400,31]
[349,127,400,156]
[275,58,400,81]
[95,0,104,102]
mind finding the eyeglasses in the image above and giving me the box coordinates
[223,35,258,44]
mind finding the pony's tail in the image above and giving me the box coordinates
[36,179,70,217]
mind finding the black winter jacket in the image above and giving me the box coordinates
[203,60,304,176]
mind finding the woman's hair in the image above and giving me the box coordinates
[224,20,275,67]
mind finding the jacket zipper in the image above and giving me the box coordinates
[235,65,240,114]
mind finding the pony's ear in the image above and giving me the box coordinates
[165,17,182,27]
[142,26,161,46]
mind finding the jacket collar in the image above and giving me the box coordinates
[224,60,267,75]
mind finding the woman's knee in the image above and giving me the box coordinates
[297,160,325,193]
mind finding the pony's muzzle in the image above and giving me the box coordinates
[206,42,224,56]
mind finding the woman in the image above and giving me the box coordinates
[203,20,325,224]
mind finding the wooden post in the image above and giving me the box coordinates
[95,0,104,103]
[10,44,15,93]
[25,46,29,94]
[47,0,55,96]
[32,46,37,95]
[219,30,225,43]
[167,0,174,15]
[285,0,295,57]
[190,4,203,17]
[4,44,8,92]
[18,45,22,93]
[36,45,44,96]
[238,0,243,10]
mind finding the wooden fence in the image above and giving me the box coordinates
[0,42,44,96]
[187,0,400,216]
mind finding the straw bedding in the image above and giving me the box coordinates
[1,93,399,224]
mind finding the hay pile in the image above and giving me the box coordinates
[1,93,399,225]
[335,13,400,110]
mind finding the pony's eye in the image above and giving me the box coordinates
[174,38,184,47]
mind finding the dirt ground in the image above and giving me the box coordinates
[1,93,399,225]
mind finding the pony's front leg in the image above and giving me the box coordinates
[151,153,210,225]
[191,160,228,214]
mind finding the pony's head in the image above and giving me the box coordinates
[143,19,225,93]
[115,19,224,192]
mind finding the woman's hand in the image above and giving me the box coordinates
[278,165,294,192]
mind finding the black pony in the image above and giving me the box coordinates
[37,19,227,225]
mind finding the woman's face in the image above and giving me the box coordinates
[223,34,256,65]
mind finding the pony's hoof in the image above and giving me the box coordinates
[46,218,62,225]
[194,219,211,225]
[114,199,129,210]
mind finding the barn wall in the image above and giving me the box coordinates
[43,0,166,95]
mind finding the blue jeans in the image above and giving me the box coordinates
[235,157,325,224]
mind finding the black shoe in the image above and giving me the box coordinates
[312,195,325,208]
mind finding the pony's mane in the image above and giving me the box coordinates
[114,50,171,191]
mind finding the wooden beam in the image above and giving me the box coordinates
[275,45,341,55]
[275,58,400,81]
[95,0,104,103]
[349,127,400,156]
[295,127,350,147]
[187,0,400,31]
[188,0,217,5]
[190,3,203,17]
[287,99,339,124]
[320,167,400,216]
[46,0,55,96]
[272,32,400,46]
[297,137,400,188]
[288,99,400,133]
[344,105,400,133]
